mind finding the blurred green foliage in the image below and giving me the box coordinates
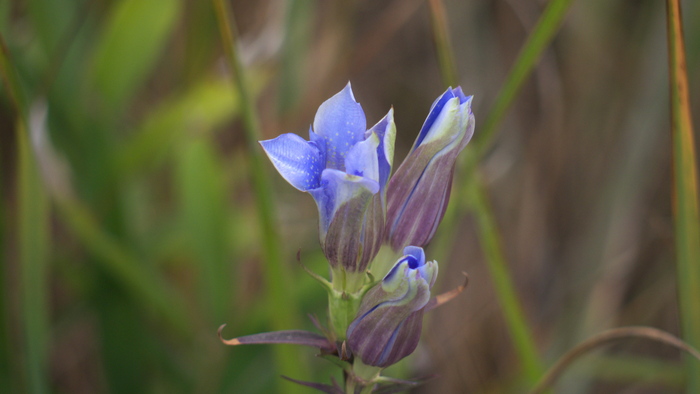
[1,0,699,393]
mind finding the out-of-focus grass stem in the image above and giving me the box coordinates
[468,177,544,385]
[428,0,546,386]
[428,0,458,88]
[473,0,574,159]
[212,0,308,389]
[0,34,49,394]
[666,0,700,391]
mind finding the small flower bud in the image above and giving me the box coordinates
[346,246,438,368]
[385,87,475,251]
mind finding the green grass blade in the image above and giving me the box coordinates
[176,138,230,323]
[18,122,50,394]
[1,32,51,394]
[278,0,314,115]
[90,0,181,111]
[427,0,458,88]
[427,0,546,386]
[212,0,309,389]
[115,77,241,182]
[468,177,545,386]
[55,199,192,335]
[666,0,700,391]
[473,0,575,158]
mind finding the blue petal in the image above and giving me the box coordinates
[452,86,469,104]
[344,132,379,182]
[403,246,425,267]
[367,108,396,193]
[313,83,367,170]
[309,169,379,235]
[260,133,324,191]
[413,88,455,148]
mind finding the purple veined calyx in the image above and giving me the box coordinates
[346,246,438,368]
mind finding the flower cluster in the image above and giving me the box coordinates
[224,83,474,392]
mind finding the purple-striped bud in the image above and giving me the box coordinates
[346,246,438,368]
[385,87,475,251]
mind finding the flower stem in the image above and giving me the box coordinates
[328,289,363,340]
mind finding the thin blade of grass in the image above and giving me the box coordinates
[212,0,309,389]
[176,138,230,323]
[666,0,700,391]
[55,199,192,335]
[90,0,181,111]
[427,0,458,88]
[278,0,314,115]
[18,122,50,394]
[467,177,544,386]
[473,0,575,158]
[1,32,51,394]
[115,77,242,182]
[427,0,546,386]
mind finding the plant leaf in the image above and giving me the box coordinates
[218,325,335,352]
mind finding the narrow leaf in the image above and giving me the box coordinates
[281,376,343,394]
[666,0,700,391]
[91,0,181,110]
[218,325,334,352]
[424,272,468,312]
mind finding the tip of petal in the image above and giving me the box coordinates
[341,82,357,103]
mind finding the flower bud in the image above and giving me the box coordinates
[385,87,474,251]
[346,246,438,368]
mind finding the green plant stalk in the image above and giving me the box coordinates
[18,122,50,394]
[212,0,308,388]
[473,0,575,158]
[468,176,545,385]
[427,0,458,88]
[427,0,548,386]
[666,0,700,391]
[1,33,50,394]
[327,290,363,340]
[55,197,192,335]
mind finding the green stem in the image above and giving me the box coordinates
[473,0,575,158]
[351,359,382,394]
[427,0,458,87]
[328,290,363,340]
[212,0,308,389]
[468,176,545,385]
[666,0,700,391]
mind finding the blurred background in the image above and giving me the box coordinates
[2,0,700,393]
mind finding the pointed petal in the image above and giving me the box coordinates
[413,88,455,147]
[345,132,380,182]
[260,133,324,191]
[313,83,367,170]
[367,108,396,193]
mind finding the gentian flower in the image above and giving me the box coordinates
[385,87,475,251]
[346,246,438,368]
[260,83,395,277]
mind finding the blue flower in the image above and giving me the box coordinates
[385,87,475,251]
[346,246,438,368]
[260,83,395,275]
